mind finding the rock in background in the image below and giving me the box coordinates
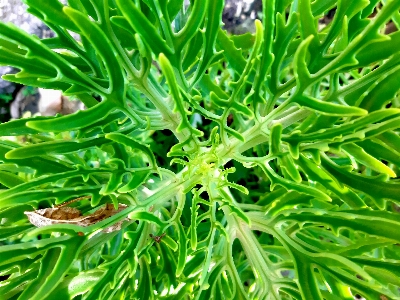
[223,0,262,34]
[9,87,83,119]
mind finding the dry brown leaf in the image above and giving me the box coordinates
[24,203,129,233]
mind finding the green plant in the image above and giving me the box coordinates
[21,85,37,97]
[0,93,13,123]
[0,94,13,103]
[0,0,400,299]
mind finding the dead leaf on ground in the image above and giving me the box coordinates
[24,202,129,233]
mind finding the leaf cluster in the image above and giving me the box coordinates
[0,0,400,299]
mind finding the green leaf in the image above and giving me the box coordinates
[292,253,323,300]
[341,143,397,178]
[118,170,151,193]
[321,155,400,204]
[296,95,368,116]
[0,235,83,267]
[190,0,224,85]
[18,238,84,300]
[264,191,313,217]
[0,116,48,136]
[115,0,173,57]
[283,109,400,144]
[259,162,331,202]
[64,7,125,98]
[161,234,178,251]
[190,199,199,251]
[176,220,187,276]
[281,154,303,183]
[0,185,100,208]
[5,137,109,159]
[0,224,32,240]
[175,0,207,51]
[0,171,25,188]
[105,133,158,169]
[296,154,366,208]
[216,29,246,75]
[0,143,73,176]
[23,0,79,31]
[99,170,125,195]
[219,198,250,226]
[45,270,105,300]
[270,123,282,155]
[128,211,165,228]
[133,258,154,300]
[26,100,114,132]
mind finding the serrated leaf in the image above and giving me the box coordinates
[216,29,246,75]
